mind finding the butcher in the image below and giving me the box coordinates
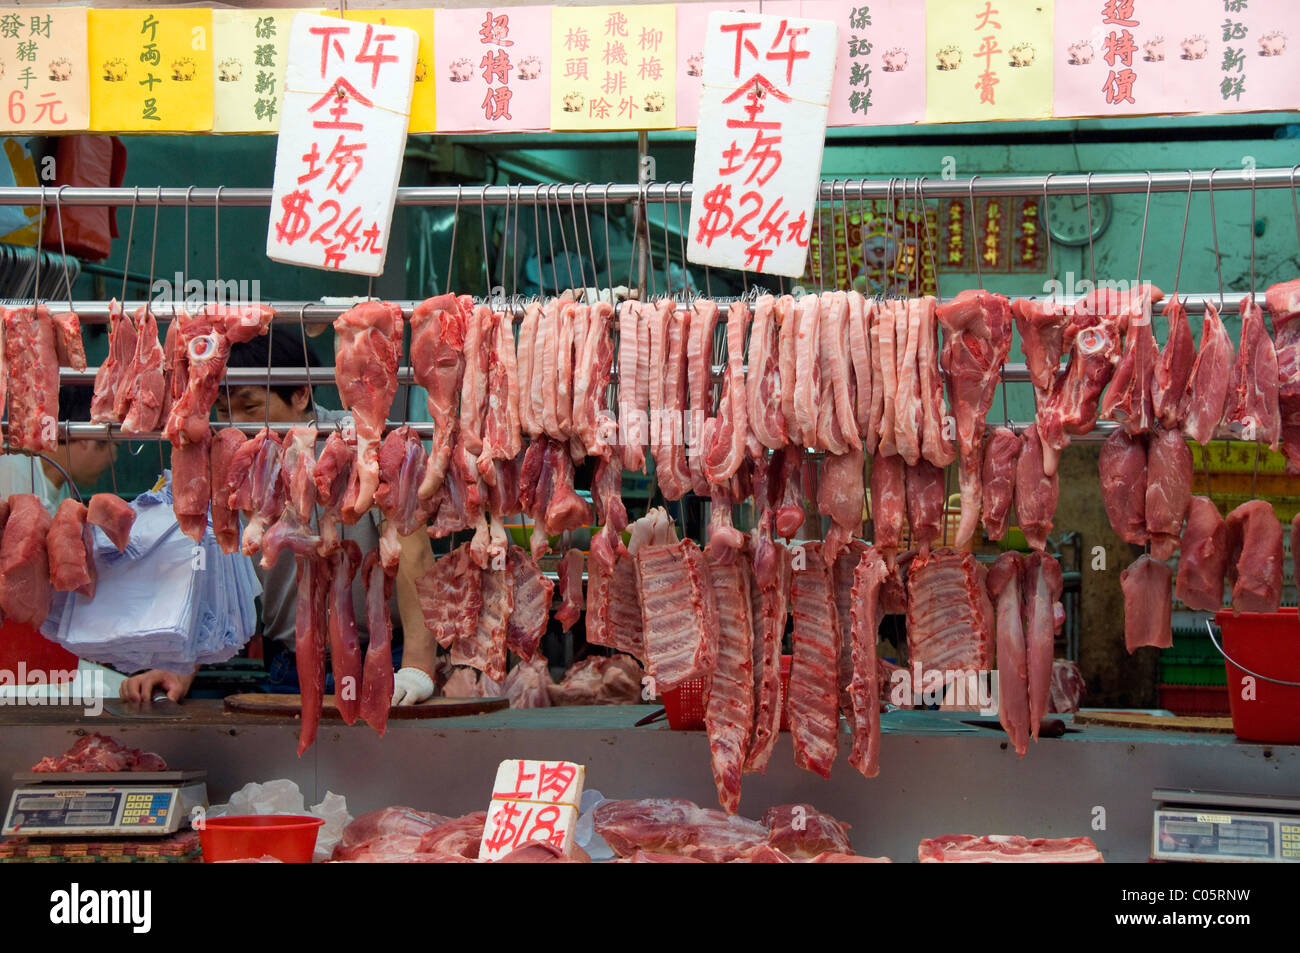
[120,330,439,706]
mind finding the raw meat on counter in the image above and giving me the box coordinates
[918,834,1103,862]
[33,733,167,773]
[593,798,876,862]
[439,654,643,708]
[333,809,486,862]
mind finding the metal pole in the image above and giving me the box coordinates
[636,130,651,298]
[0,168,1296,207]
[51,291,1267,323]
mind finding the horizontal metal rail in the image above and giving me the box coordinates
[0,168,1294,206]
[56,362,1048,386]
[7,418,1122,443]
[13,291,1269,323]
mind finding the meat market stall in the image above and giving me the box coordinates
[3,167,1300,864]
[2,702,1297,863]
[1,2,1299,869]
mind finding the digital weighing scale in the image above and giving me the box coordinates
[3,772,207,838]
[1152,789,1300,863]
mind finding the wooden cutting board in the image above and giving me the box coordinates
[1073,711,1234,733]
[223,694,508,719]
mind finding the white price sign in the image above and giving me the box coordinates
[478,758,585,861]
[266,13,417,276]
[686,13,837,278]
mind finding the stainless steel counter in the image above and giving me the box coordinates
[2,702,1295,862]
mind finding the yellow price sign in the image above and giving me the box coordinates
[89,8,213,132]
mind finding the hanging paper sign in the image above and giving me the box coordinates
[265,13,417,276]
[89,8,214,132]
[925,0,1054,123]
[1054,0,1300,118]
[331,7,435,133]
[674,2,801,128]
[802,0,926,126]
[687,12,837,277]
[478,759,585,861]
[0,7,89,133]
[550,4,677,130]
[213,9,299,133]
[434,7,552,132]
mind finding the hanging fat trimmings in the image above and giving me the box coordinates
[265,13,417,276]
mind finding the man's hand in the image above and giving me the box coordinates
[392,667,435,706]
[120,669,196,703]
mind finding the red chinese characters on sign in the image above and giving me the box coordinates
[694,19,815,272]
[973,2,1002,106]
[272,23,400,270]
[495,761,580,803]
[482,801,568,853]
[479,10,513,122]
[1099,0,1140,106]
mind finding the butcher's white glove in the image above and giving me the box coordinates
[391,667,435,706]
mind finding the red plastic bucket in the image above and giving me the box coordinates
[1212,609,1300,744]
[199,815,324,863]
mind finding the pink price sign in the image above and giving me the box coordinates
[434,6,552,132]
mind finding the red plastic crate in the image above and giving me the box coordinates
[662,655,792,731]
[1158,683,1231,717]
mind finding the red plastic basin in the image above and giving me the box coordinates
[1214,608,1300,744]
[199,815,324,863]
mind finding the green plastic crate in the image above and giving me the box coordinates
[1158,660,1228,686]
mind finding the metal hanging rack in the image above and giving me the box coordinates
[3,165,1295,446]
[0,167,1291,207]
